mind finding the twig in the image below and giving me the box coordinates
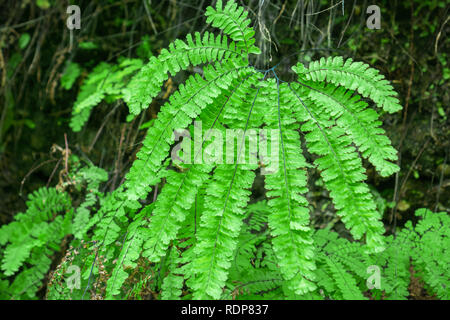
[20,159,58,196]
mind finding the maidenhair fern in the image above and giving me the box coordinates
[0,158,107,299]
[5,0,431,300]
[69,0,406,299]
[2,0,446,302]
[224,204,449,300]
[0,188,72,299]
[69,58,143,132]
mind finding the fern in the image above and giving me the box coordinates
[71,1,400,299]
[71,162,108,239]
[70,58,143,132]
[400,209,449,299]
[262,79,317,295]
[2,0,444,301]
[0,157,109,299]
[61,62,81,90]
[225,201,283,299]
[28,0,420,300]
[0,188,72,299]
[294,57,402,114]
[224,204,449,300]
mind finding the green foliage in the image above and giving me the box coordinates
[294,56,402,114]
[224,201,283,299]
[399,208,449,299]
[71,161,109,239]
[8,0,448,301]
[60,62,81,91]
[0,158,107,299]
[62,0,405,300]
[69,58,143,132]
[0,188,72,299]
[225,204,449,300]
[122,31,245,116]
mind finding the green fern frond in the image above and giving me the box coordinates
[106,209,148,298]
[0,188,72,276]
[205,0,260,55]
[123,31,244,115]
[0,188,72,299]
[72,165,108,239]
[322,255,367,300]
[60,61,81,90]
[191,166,255,299]
[262,79,317,295]
[225,201,282,299]
[70,58,143,132]
[91,63,254,253]
[287,82,385,253]
[403,209,449,299]
[142,166,212,262]
[190,76,263,299]
[142,72,260,265]
[124,61,253,202]
[160,245,184,300]
[297,80,399,177]
[293,57,402,113]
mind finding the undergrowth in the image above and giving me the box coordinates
[0,0,448,300]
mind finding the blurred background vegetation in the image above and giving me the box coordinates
[0,0,448,244]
